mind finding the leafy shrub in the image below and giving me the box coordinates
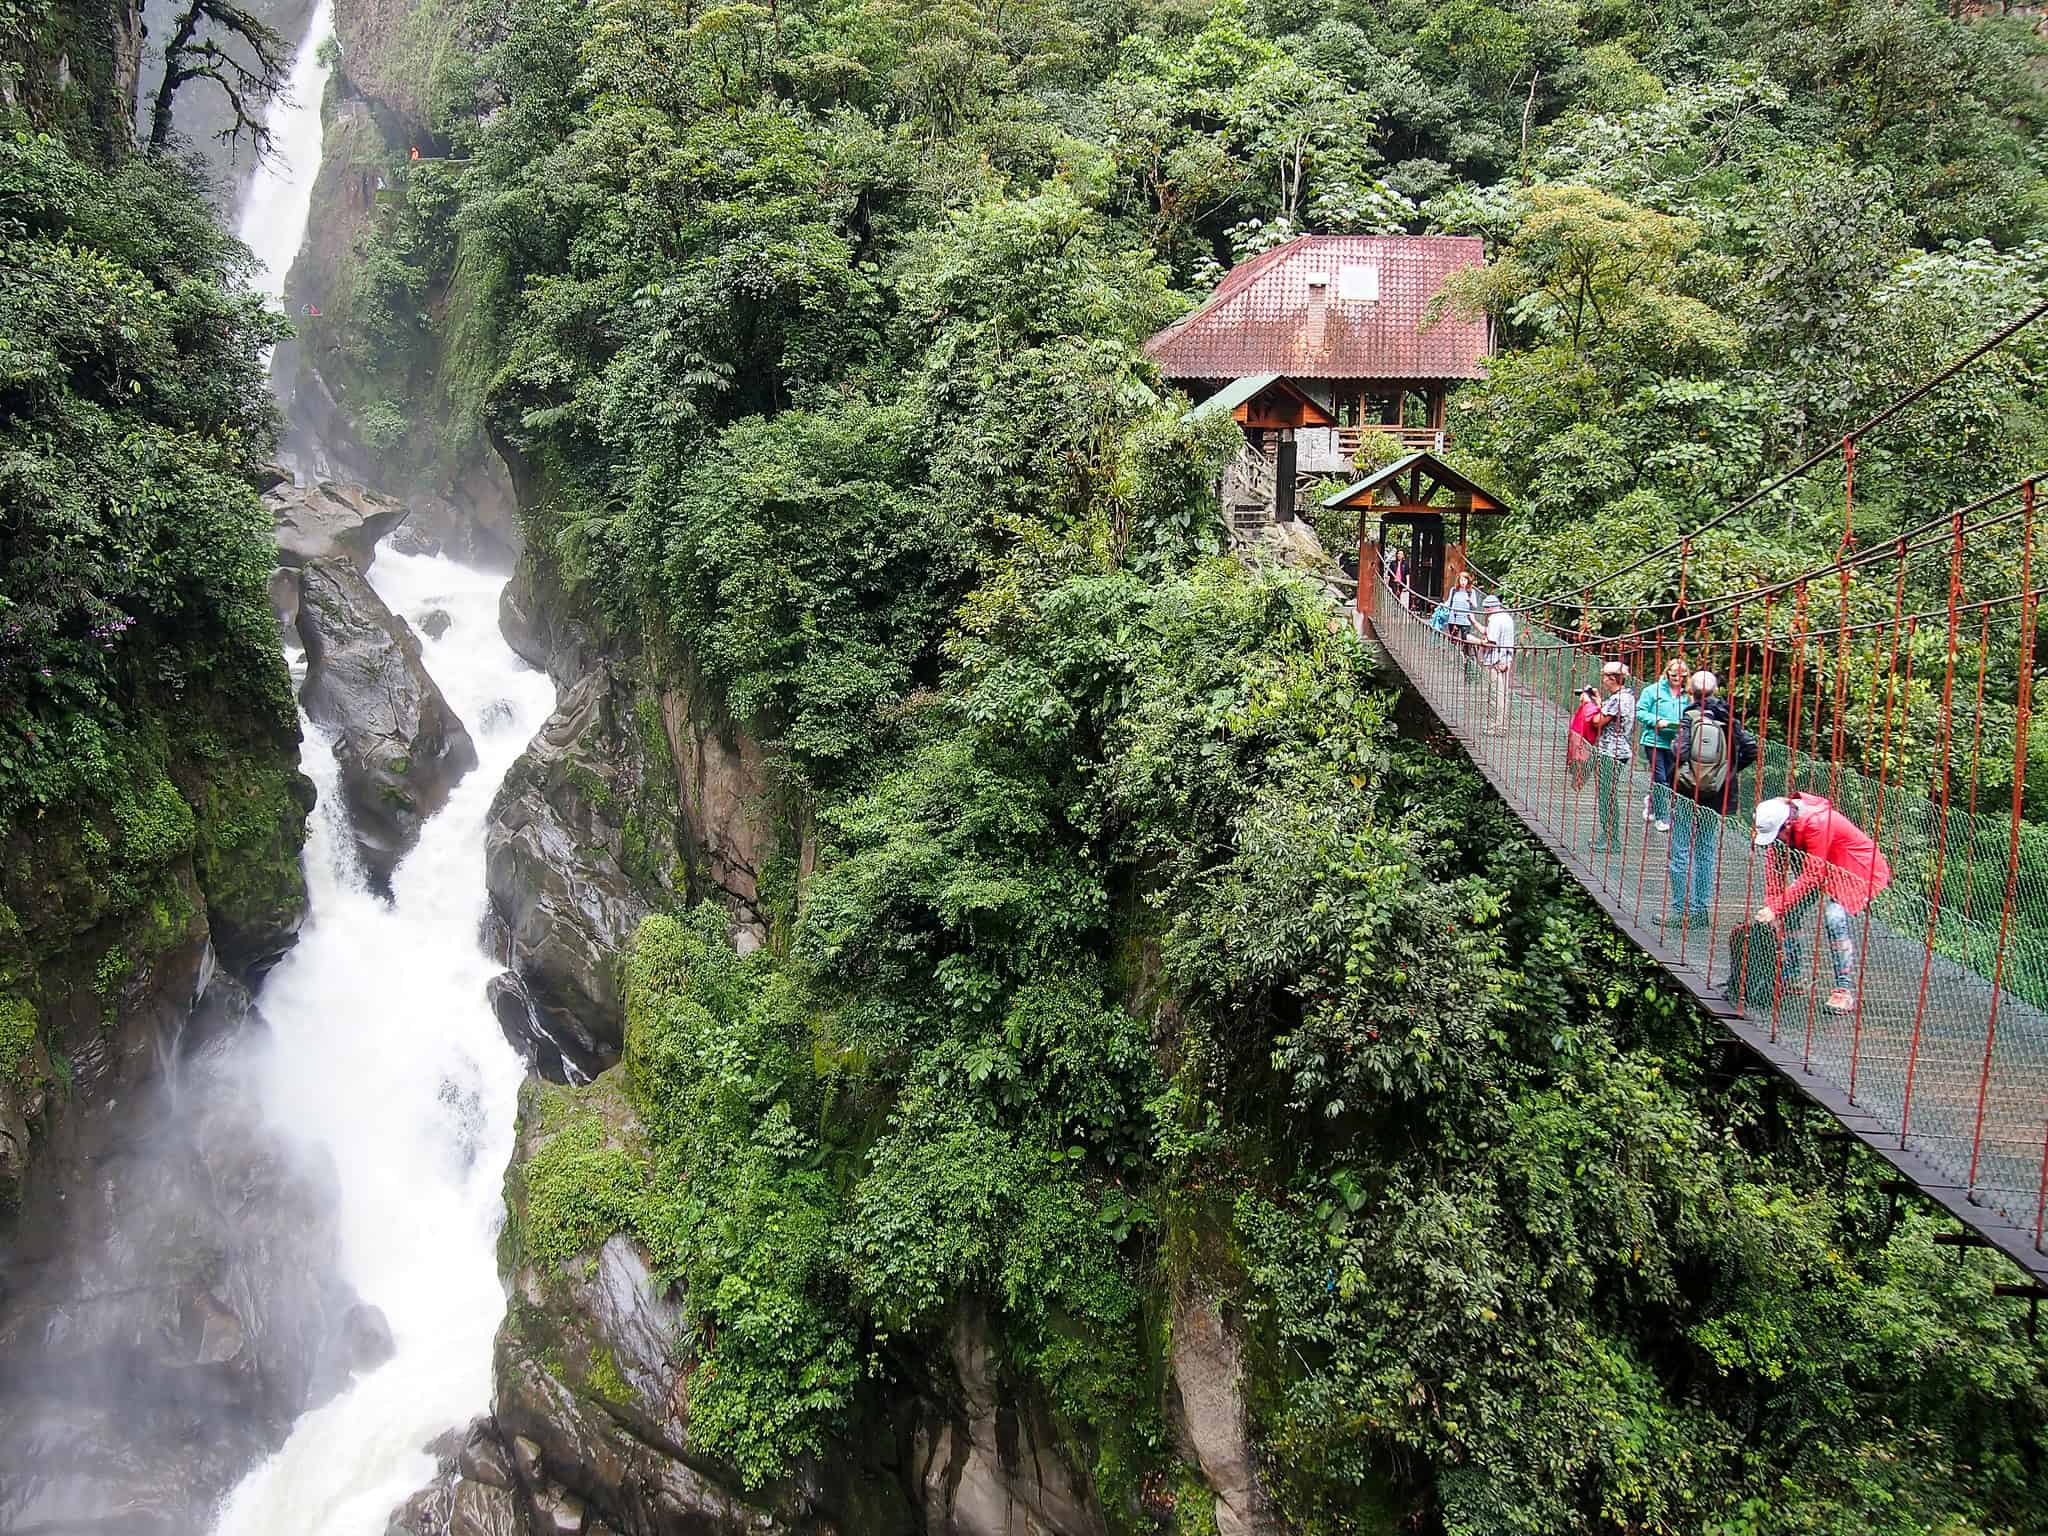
[0,131,291,819]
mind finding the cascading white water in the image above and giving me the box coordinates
[213,554,553,1534]
[206,14,558,1533]
[236,0,334,307]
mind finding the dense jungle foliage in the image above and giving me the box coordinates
[0,74,306,1127]
[0,131,292,817]
[336,0,2048,1528]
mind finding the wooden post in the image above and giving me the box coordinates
[1276,430,1297,522]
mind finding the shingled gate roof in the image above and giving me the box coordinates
[1145,235,1489,383]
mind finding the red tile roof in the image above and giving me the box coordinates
[1145,235,1489,383]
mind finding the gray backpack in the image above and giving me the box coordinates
[1676,708,1729,796]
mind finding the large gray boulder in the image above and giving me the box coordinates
[386,480,522,573]
[0,980,375,1534]
[270,479,411,572]
[298,559,478,891]
[484,667,682,1065]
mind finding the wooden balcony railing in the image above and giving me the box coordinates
[1337,425,1447,458]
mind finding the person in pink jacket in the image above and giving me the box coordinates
[1753,793,1893,1012]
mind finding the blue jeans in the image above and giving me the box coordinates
[1646,744,1676,821]
[1667,797,1719,917]
[1780,892,1856,991]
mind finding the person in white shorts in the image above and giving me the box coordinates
[1482,595,1515,725]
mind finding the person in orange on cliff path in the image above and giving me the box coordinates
[1752,792,1893,1013]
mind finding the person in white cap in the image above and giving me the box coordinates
[1751,790,1892,1012]
[1481,594,1515,725]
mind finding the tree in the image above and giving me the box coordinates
[1435,183,1736,366]
[147,0,290,154]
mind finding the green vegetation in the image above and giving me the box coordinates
[0,129,295,817]
[1,0,2022,1523]
[0,994,37,1085]
[389,0,2048,1525]
[0,42,311,1208]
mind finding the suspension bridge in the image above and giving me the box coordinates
[1350,303,2048,1288]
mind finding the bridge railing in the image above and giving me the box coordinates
[1368,568,2048,1256]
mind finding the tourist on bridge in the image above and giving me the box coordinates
[1446,569,1481,658]
[1585,660,1634,854]
[1752,792,1893,1013]
[1660,670,1756,932]
[1481,594,1516,725]
[1384,546,1412,610]
[1636,658,1689,833]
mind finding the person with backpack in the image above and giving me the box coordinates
[1566,687,1602,794]
[1443,568,1480,678]
[1752,791,1893,1013]
[1635,657,1689,833]
[1660,669,1756,932]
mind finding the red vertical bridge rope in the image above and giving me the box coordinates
[1976,481,2035,1195]
[1901,508,1969,1144]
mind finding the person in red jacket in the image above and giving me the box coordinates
[1752,792,1893,1012]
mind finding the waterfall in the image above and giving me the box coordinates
[236,0,334,305]
[207,16,558,1532]
[213,555,553,1534]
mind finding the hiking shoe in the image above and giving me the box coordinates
[1654,820,1672,833]
[1824,988,1856,1013]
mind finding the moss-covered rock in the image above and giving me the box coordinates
[0,683,310,1215]
[485,664,685,1070]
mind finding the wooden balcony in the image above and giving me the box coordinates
[1293,424,1448,478]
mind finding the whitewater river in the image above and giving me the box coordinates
[213,554,552,1534]
[211,12,558,1531]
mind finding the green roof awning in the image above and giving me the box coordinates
[1183,373,1283,421]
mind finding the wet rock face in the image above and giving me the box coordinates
[485,969,605,1086]
[484,667,681,1064]
[385,1419,527,1536]
[914,1308,1109,1536]
[0,978,373,1534]
[499,557,597,696]
[1168,1297,1274,1536]
[297,558,479,891]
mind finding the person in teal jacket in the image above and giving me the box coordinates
[1635,658,1688,831]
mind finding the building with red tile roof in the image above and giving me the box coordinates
[1145,234,1490,447]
